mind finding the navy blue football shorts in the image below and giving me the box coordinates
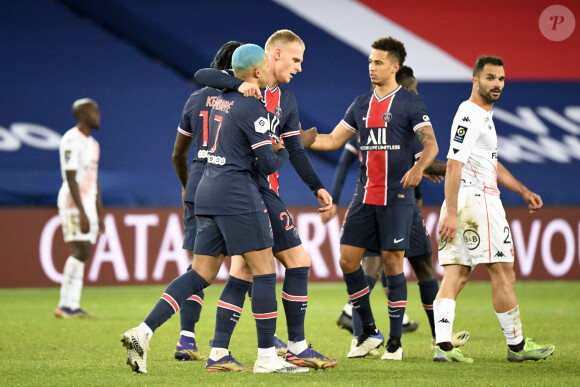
[406,204,433,263]
[261,188,302,253]
[340,202,413,252]
[194,211,273,256]
[182,201,196,251]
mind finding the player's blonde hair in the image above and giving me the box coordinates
[265,29,305,53]
[71,98,98,120]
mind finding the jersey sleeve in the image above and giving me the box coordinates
[446,104,480,164]
[340,97,360,133]
[59,134,80,171]
[194,68,243,91]
[408,94,432,133]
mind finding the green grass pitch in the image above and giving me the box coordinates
[1,281,579,386]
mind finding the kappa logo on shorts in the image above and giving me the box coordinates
[454,126,468,143]
[463,229,480,250]
[494,251,505,257]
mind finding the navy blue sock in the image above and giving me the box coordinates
[386,273,407,339]
[282,267,309,342]
[251,273,277,349]
[352,275,377,338]
[247,282,253,301]
[343,267,375,326]
[144,269,209,332]
[213,275,251,349]
[418,278,439,337]
[179,265,204,334]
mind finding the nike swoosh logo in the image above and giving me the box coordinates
[394,238,404,243]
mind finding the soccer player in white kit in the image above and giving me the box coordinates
[54,98,104,319]
[433,56,555,363]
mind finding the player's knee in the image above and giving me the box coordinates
[339,255,359,273]
[411,256,436,281]
[274,246,311,268]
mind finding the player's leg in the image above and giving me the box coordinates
[121,215,224,374]
[380,249,407,360]
[56,204,99,318]
[175,201,205,361]
[206,255,252,372]
[432,264,473,363]
[486,262,555,362]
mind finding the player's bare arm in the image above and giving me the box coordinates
[402,125,439,188]
[307,122,354,151]
[497,161,543,213]
[171,132,193,207]
[299,122,318,148]
[65,170,89,233]
[439,159,463,242]
[96,180,105,234]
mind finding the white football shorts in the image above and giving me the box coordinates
[58,199,99,244]
[438,186,514,269]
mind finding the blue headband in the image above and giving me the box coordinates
[232,44,265,72]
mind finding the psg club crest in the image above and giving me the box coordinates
[274,106,282,119]
[382,112,392,124]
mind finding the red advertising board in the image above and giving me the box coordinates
[0,206,578,288]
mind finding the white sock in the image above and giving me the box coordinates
[180,330,195,339]
[434,298,456,344]
[343,303,353,317]
[59,256,84,309]
[209,347,229,361]
[139,322,153,339]
[257,346,277,358]
[495,305,523,346]
[288,339,308,355]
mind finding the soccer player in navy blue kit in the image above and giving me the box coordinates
[195,30,337,371]
[122,44,305,374]
[171,41,243,362]
[308,37,439,360]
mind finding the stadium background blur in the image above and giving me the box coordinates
[1,0,579,287]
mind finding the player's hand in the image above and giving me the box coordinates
[98,217,105,235]
[319,204,338,224]
[79,211,90,234]
[316,188,333,212]
[423,173,444,183]
[181,187,186,209]
[272,142,285,154]
[522,190,543,213]
[438,209,457,243]
[401,164,423,188]
[299,123,318,148]
[238,82,262,99]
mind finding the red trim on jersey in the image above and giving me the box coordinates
[217,300,243,313]
[177,126,193,137]
[413,121,431,132]
[468,99,490,112]
[341,119,357,133]
[265,86,280,114]
[187,295,203,305]
[280,130,300,138]
[251,140,272,149]
[161,293,179,312]
[349,286,370,300]
[362,93,395,205]
[253,311,277,320]
[281,291,308,302]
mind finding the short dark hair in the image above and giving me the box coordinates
[211,41,244,70]
[371,37,406,65]
[473,55,504,77]
[395,65,415,84]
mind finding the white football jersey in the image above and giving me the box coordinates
[446,100,500,196]
[57,127,100,209]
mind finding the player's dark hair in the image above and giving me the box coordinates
[473,55,504,77]
[211,41,244,70]
[371,37,406,65]
[395,65,415,84]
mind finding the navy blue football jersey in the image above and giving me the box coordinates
[194,90,280,215]
[178,87,222,203]
[342,86,431,206]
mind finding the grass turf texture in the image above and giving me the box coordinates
[1,281,578,386]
